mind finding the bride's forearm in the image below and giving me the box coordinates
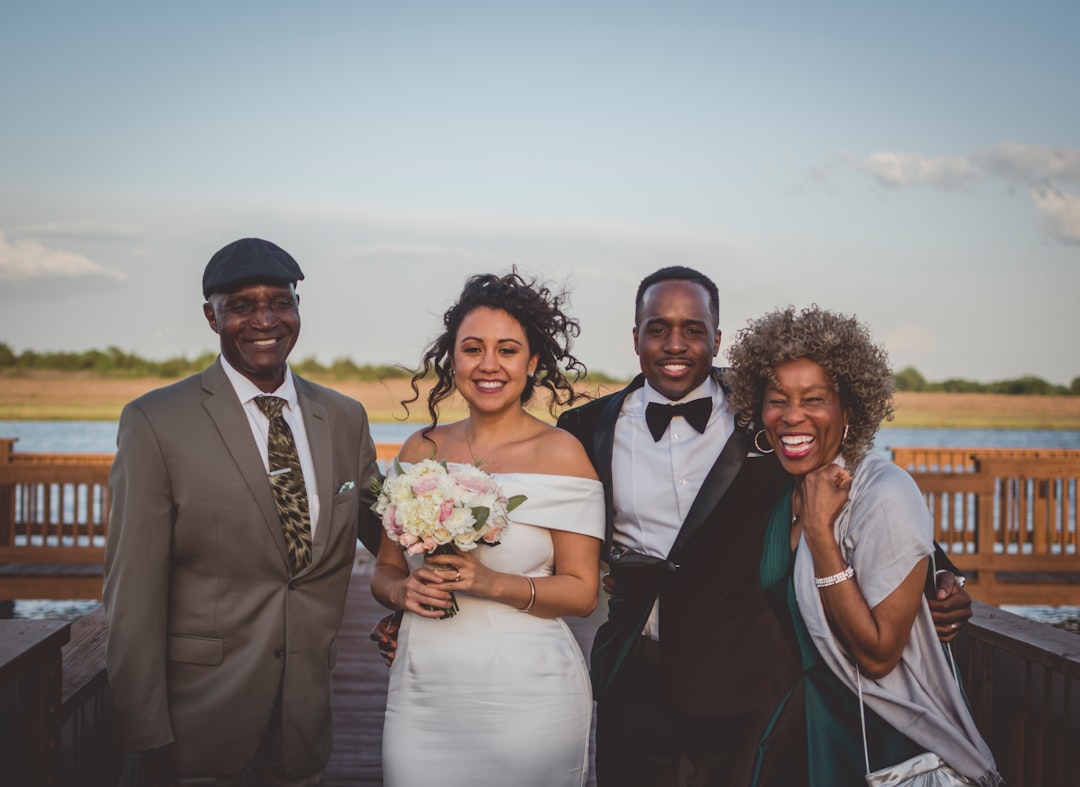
[479,571,597,619]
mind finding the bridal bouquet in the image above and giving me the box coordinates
[372,458,526,617]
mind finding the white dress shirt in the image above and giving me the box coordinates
[611,374,734,639]
[220,357,321,536]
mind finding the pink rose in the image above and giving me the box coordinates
[406,542,426,556]
[451,471,492,494]
[482,525,503,544]
[411,475,441,495]
[422,536,439,552]
[398,532,418,548]
[438,499,455,522]
[385,505,397,528]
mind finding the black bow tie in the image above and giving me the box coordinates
[644,397,712,442]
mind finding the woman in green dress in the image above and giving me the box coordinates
[726,306,1001,787]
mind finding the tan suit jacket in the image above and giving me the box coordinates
[103,359,382,777]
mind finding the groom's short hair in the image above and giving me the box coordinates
[634,266,719,328]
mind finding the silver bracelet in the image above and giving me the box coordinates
[520,575,536,613]
[814,565,855,588]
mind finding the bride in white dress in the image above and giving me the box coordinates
[371,273,604,787]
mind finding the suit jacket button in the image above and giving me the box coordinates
[274,647,286,660]
[289,580,301,589]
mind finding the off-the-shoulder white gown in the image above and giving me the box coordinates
[381,472,605,787]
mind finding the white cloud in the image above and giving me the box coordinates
[852,152,978,190]
[0,231,125,281]
[1031,188,1080,245]
[977,143,1080,189]
[836,144,1080,247]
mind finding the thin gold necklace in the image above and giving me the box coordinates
[464,419,481,466]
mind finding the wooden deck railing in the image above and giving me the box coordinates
[955,602,1080,786]
[3,441,1080,604]
[0,439,112,600]
[892,447,1080,605]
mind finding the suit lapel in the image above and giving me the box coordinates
[667,369,752,560]
[668,426,751,560]
[295,377,332,574]
[594,375,645,548]
[201,361,290,566]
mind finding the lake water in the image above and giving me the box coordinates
[3,420,1079,627]
[4,420,1080,455]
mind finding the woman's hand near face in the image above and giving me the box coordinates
[798,463,853,571]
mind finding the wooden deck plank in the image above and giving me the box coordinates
[326,555,603,785]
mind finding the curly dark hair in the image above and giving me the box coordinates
[403,272,588,435]
[724,305,895,464]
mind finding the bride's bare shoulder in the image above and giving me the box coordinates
[397,426,448,463]
[526,423,598,480]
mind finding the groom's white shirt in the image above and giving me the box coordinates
[610,374,734,640]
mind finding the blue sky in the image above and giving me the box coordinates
[2,2,1078,385]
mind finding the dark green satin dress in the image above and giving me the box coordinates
[751,481,925,787]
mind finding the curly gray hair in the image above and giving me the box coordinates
[725,305,895,465]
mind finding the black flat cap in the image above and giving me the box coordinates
[202,237,305,298]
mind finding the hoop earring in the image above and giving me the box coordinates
[843,423,850,443]
[753,429,774,454]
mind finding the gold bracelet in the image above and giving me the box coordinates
[520,575,536,613]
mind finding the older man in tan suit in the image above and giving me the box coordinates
[104,238,382,785]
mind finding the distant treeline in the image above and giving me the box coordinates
[0,344,1073,393]
[893,366,1079,396]
[0,343,625,385]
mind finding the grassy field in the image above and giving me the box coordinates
[2,370,1080,429]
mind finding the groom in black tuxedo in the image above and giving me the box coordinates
[556,266,972,787]
[557,266,797,786]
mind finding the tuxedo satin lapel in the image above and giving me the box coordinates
[668,426,752,559]
[201,363,290,567]
[296,380,331,573]
[594,375,645,546]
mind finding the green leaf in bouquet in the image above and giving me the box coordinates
[471,506,490,528]
[393,457,405,476]
[505,494,527,513]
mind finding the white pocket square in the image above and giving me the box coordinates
[338,481,356,493]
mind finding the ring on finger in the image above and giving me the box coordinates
[455,570,462,582]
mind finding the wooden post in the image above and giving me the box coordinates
[0,619,71,785]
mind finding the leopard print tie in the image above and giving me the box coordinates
[255,396,312,574]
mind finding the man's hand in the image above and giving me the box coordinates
[928,571,972,643]
[369,610,403,666]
